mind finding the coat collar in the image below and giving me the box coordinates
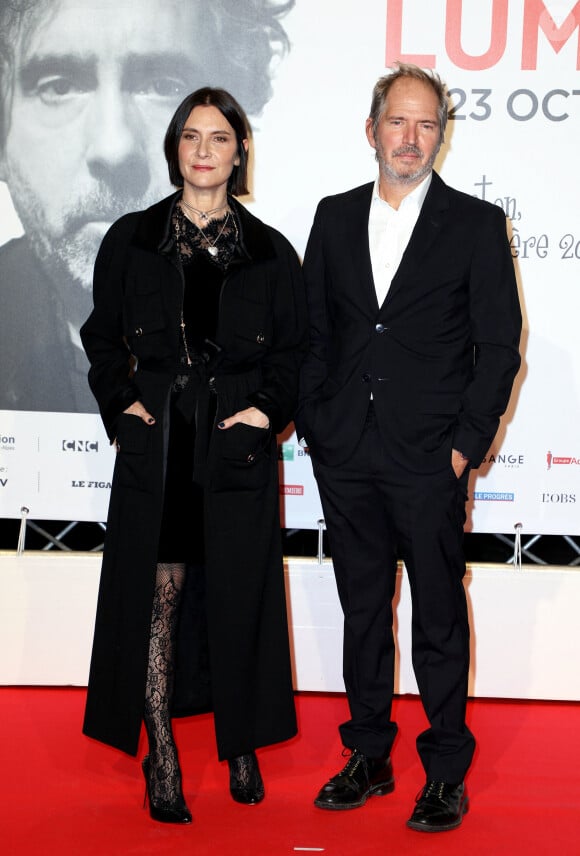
[131,190,276,264]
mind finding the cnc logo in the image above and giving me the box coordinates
[473,491,515,502]
[546,451,580,469]
[62,440,99,452]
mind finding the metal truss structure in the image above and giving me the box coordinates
[11,508,580,566]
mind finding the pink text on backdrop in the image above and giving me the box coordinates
[385,0,580,70]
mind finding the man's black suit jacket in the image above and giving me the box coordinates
[297,171,522,472]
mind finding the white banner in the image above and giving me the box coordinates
[1,0,579,533]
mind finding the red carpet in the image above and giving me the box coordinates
[3,689,579,855]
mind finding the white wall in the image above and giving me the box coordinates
[1,553,579,701]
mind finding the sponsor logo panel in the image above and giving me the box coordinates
[0,433,16,451]
[474,491,515,502]
[541,492,576,503]
[546,451,580,469]
[280,485,304,496]
[62,440,99,452]
[278,443,295,462]
[481,452,524,468]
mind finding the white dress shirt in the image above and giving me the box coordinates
[368,172,432,308]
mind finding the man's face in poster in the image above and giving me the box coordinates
[0,0,203,301]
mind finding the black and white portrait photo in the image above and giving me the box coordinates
[0,0,294,411]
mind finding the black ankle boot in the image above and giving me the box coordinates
[228,752,265,804]
[142,755,192,824]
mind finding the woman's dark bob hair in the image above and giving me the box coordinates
[164,87,251,197]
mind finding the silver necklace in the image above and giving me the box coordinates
[180,197,228,222]
[183,208,232,257]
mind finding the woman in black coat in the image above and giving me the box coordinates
[81,88,307,823]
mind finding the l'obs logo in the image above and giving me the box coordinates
[541,492,576,503]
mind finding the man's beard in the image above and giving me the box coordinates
[378,143,439,186]
[35,228,103,293]
[10,180,159,321]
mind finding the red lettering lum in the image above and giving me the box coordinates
[385,0,580,70]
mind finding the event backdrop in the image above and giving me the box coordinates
[1,0,579,534]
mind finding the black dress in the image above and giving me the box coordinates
[157,206,239,563]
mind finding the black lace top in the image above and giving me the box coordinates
[171,203,239,393]
[173,203,238,270]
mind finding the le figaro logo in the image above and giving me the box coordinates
[546,451,580,470]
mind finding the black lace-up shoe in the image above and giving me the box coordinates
[406,781,468,832]
[314,750,394,810]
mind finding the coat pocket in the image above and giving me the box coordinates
[114,413,155,493]
[208,423,271,493]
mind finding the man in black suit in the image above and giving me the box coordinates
[297,63,521,832]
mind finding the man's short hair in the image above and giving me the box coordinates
[369,62,449,144]
[0,0,295,152]
[164,87,251,196]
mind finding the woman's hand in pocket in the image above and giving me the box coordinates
[123,400,156,425]
[217,406,269,430]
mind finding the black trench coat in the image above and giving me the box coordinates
[81,192,308,759]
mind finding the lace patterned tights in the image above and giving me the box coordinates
[143,562,186,809]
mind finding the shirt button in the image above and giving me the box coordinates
[256,333,265,344]
[362,373,371,382]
